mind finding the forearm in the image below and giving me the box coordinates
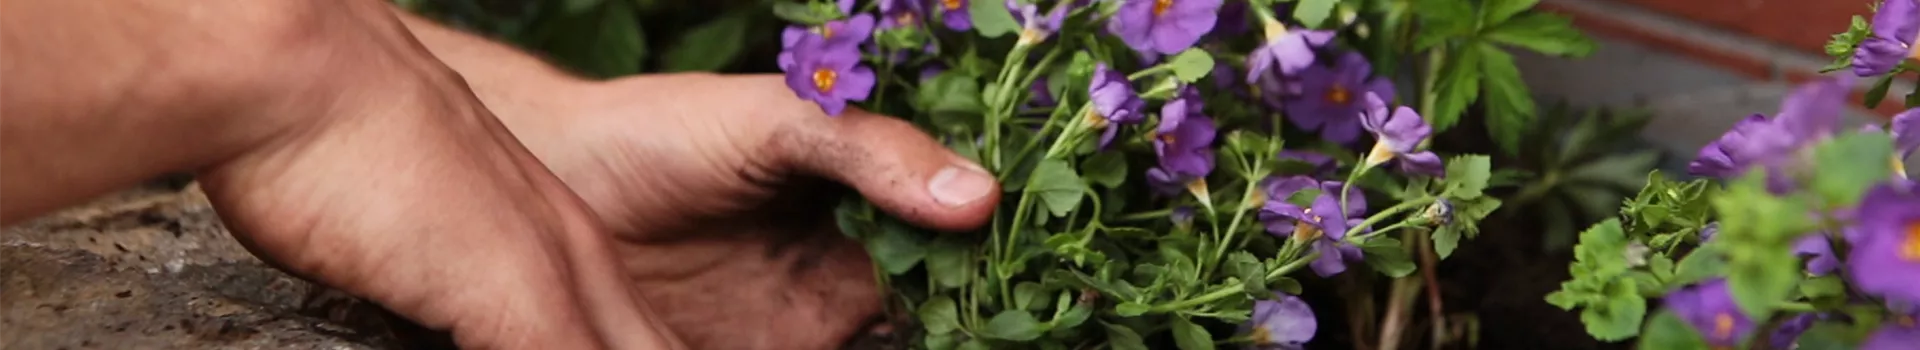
[387,8,591,159]
[0,0,370,222]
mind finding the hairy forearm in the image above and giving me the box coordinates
[0,0,377,222]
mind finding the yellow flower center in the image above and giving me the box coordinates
[1153,0,1174,17]
[1250,326,1273,345]
[1907,41,1920,61]
[1085,110,1110,128]
[1293,208,1322,241]
[1327,84,1350,104]
[1364,141,1396,167]
[943,0,962,11]
[1896,155,1910,179]
[814,24,836,39]
[1901,222,1920,261]
[1712,313,1735,340]
[1158,133,1176,145]
[897,12,917,26]
[812,68,838,93]
[1899,315,1917,327]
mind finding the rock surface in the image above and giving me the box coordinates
[2,184,432,349]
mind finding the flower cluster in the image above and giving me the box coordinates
[774,0,1509,348]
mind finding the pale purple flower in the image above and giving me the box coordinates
[782,36,876,116]
[1896,108,1920,156]
[1794,234,1840,276]
[1106,0,1223,54]
[1089,63,1148,147]
[936,0,972,31]
[1008,0,1087,40]
[1700,222,1720,242]
[1246,16,1335,83]
[1359,93,1443,176]
[1209,0,1249,39]
[1258,177,1367,277]
[779,14,878,70]
[1687,77,1853,187]
[1865,308,1920,350]
[1665,279,1757,348]
[880,0,927,29]
[1845,183,1920,304]
[1242,293,1316,350]
[1855,0,1920,77]
[1147,87,1218,194]
[1770,313,1820,349]
[1286,52,1395,145]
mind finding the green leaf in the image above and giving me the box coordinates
[1169,49,1215,83]
[1028,159,1087,217]
[1800,275,1847,301]
[1081,153,1129,188]
[925,236,972,289]
[771,1,839,25]
[866,220,927,275]
[1361,237,1417,277]
[1105,323,1149,350]
[1433,226,1462,259]
[1444,155,1493,199]
[1292,0,1339,27]
[537,0,647,78]
[1171,316,1216,350]
[1581,279,1647,340]
[1796,319,1873,350]
[980,310,1048,341]
[1809,132,1894,206]
[918,296,962,334]
[562,0,605,15]
[1728,250,1800,320]
[925,332,959,350]
[661,13,750,72]
[1429,43,1482,132]
[1271,277,1303,295]
[1115,302,1151,317]
[1867,73,1897,108]
[958,338,992,350]
[1638,311,1709,350]
[1481,0,1540,24]
[969,0,1020,38]
[1478,44,1535,155]
[917,72,988,133]
[1014,282,1046,311]
[1484,14,1597,57]
[1052,302,1094,329]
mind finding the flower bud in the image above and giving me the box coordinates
[1421,199,1454,227]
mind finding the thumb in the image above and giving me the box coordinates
[770,108,999,232]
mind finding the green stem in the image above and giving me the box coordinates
[1266,250,1321,281]
[1351,222,1417,243]
[1127,64,1174,81]
[1115,208,1175,222]
[1339,165,1368,215]
[1158,248,1322,313]
[1342,197,1435,242]
[1208,165,1265,276]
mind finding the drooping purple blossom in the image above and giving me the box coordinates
[1147,87,1218,195]
[779,14,878,70]
[1686,77,1854,188]
[1896,108,1920,156]
[880,0,927,29]
[1286,52,1395,145]
[1665,279,1757,348]
[1258,177,1368,277]
[1107,0,1223,54]
[1089,63,1148,148]
[936,0,973,31]
[1242,293,1316,350]
[1209,0,1249,39]
[1845,183,1920,304]
[1008,0,1088,42]
[1246,13,1335,83]
[1358,93,1444,176]
[1865,307,1920,350]
[1030,76,1058,107]
[1854,0,1920,77]
[1769,313,1820,349]
[1793,234,1840,276]
[782,35,876,116]
[1700,221,1720,242]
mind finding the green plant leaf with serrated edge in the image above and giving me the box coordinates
[980,310,1047,341]
[1580,277,1645,341]
[1171,316,1215,350]
[1810,132,1893,207]
[918,296,961,334]
[1081,152,1128,188]
[1361,237,1417,277]
[1170,49,1215,83]
[1483,13,1596,57]
[968,0,1019,37]
[1479,44,1535,155]
[1444,155,1493,199]
[1028,159,1086,217]
[1433,225,1462,259]
[1429,43,1481,132]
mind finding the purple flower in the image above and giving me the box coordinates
[1258,177,1368,277]
[1358,93,1444,176]
[1089,63,1148,147]
[1793,234,1840,276]
[1896,108,1920,156]
[1665,279,1757,348]
[782,36,876,116]
[1286,52,1395,145]
[1855,0,1920,77]
[1209,0,1249,39]
[1242,293,1316,350]
[1769,313,1820,349]
[1146,87,1218,194]
[1008,0,1087,41]
[1106,0,1223,54]
[936,0,972,31]
[1172,206,1197,230]
[1865,310,1920,350]
[1276,150,1337,177]
[1687,77,1853,181]
[779,14,878,70]
[1700,222,1719,242]
[1030,76,1058,107]
[919,63,949,82]
[1845,183,1920,304]
[880,0,927,29]
[1246,14,1335,83]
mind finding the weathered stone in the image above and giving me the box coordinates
[2,184,429,349]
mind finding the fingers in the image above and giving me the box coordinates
[771,107,999,232]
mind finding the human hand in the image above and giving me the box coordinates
[187,4,682,349]
[500,73,1001,349]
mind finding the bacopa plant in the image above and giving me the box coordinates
[1550,1,1920,349]
[772,0,1589,348]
